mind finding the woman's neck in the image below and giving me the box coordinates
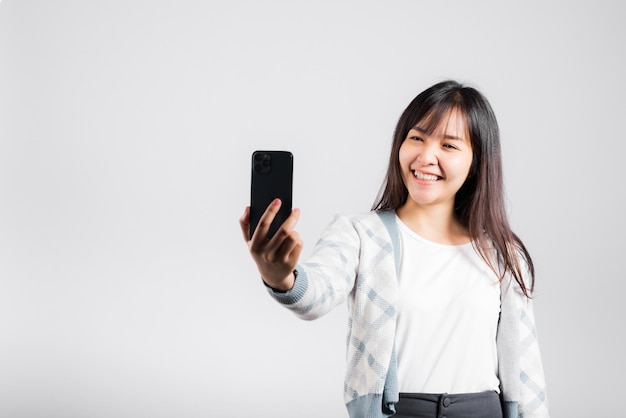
[396,202,470,245]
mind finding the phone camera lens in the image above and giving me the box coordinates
[254,153,271,173]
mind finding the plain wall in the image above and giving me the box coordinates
[1,1,624,417]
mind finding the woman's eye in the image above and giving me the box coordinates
[443,143,458,150]
[409,136,423,142]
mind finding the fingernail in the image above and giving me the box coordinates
[273,198,281,206]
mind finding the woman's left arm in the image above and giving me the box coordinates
[517,290,550,418]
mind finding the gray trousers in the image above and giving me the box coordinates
[394,391,503,418]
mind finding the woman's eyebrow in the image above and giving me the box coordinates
[412,126,464,141]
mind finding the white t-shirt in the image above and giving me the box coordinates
[395,216,501,394]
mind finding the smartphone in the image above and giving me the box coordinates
[249,150,293,240]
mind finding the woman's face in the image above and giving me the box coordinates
[398,108,474,212]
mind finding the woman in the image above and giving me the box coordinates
[239,80,549,418]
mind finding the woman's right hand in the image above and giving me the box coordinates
[239,198,303,291]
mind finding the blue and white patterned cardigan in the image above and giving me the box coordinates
[267,211,549,418]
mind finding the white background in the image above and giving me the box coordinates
[1,1,624,417]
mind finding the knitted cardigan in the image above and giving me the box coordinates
[267,211,549,418]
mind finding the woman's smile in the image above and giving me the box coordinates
[412,170,442,183]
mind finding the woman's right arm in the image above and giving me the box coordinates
[240,202,360,320]
[264,213,362,320]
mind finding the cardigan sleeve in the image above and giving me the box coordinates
[517,289,550,418]
[499,260,550,418]
[266,214,361,320]
[506,258,549,418]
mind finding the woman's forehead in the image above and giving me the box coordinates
[413,107,469,139]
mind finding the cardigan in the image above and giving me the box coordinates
[267,211,549,418]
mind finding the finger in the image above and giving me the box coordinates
[273,231,303,265]
[249,198,282,250]
[239,206,251,242]
[289,236,304,265]
[265,208,301,254]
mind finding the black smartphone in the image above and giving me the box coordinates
[249,150,293,240]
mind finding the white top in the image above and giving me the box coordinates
[395,216,501,394]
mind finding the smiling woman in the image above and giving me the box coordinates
[240,80,549,418]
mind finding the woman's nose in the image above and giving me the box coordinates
[416,143,438,165]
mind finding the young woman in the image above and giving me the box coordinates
[239,80,549,418]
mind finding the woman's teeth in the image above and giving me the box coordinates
[413,171,439,181]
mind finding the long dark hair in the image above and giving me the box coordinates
[372,80,534,297]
